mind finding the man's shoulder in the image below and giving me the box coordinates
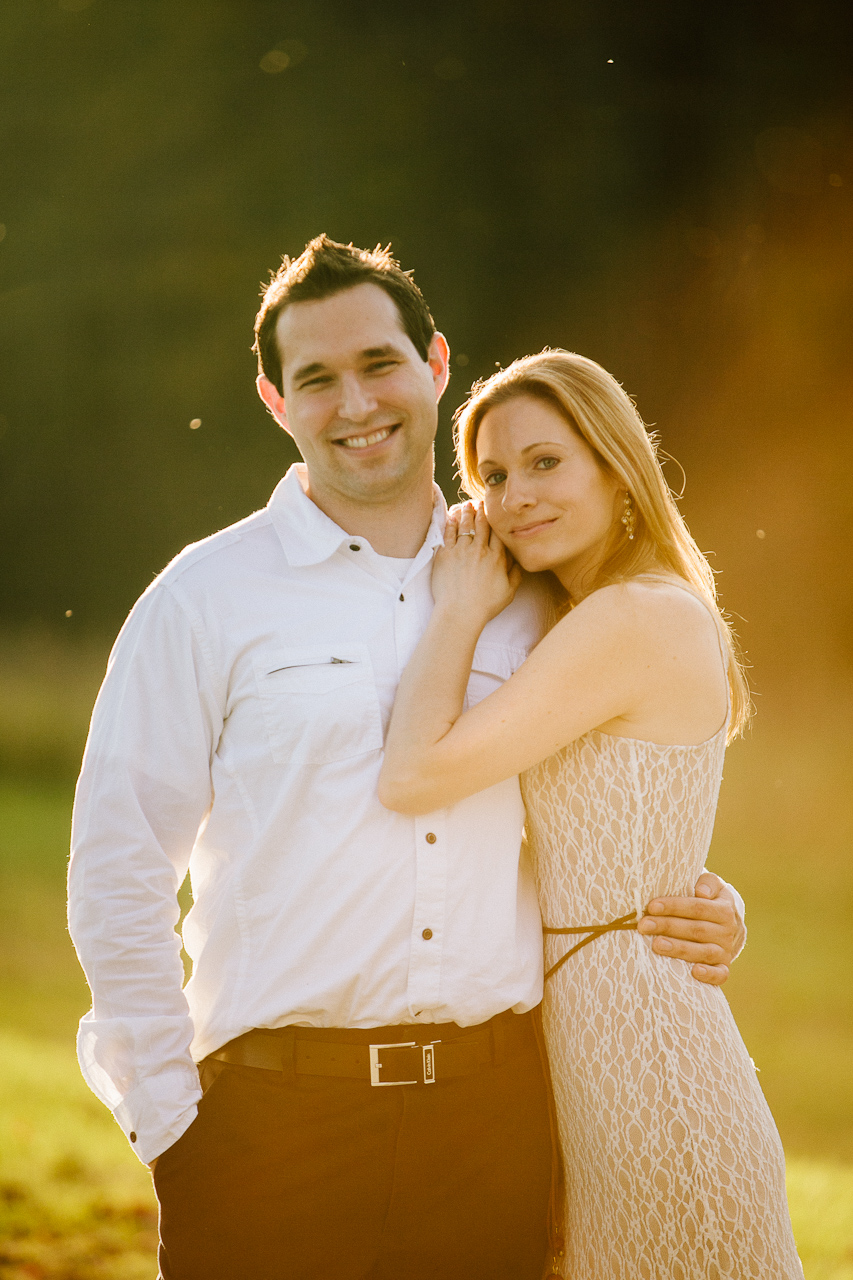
[479,573,551,655]
[148,506,277,598]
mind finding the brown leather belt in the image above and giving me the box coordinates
[208,1008,530,1087]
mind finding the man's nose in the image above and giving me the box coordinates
[338,373,377,422]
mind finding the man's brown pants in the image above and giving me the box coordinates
[154,1010,552,1280]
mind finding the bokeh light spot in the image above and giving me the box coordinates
[434,56,466,81]
[829,173,843,187]
[189,418,202,430]
[260,39,308,74]
[64,609,73,617]
[455,354,469,367]
[261,50,290,73]
[756,529,766,539]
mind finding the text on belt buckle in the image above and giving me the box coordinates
[368,1040,439,1086]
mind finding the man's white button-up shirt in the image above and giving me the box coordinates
[68,466,549,1164]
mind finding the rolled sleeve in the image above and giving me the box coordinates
[68,583,223,1161]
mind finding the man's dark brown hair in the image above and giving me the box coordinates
[253,234,437,393]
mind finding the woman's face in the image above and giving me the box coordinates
[476,394,623,590]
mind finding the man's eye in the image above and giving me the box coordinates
[484,471,507,487]
[535,456,559,470]
[300,376,331,389]
[367,360,397,373]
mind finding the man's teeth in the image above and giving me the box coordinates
[339,427,393,449]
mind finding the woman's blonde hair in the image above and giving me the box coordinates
[454,349,751,737]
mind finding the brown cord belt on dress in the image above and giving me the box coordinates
[543,909,639,981]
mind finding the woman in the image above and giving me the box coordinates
[378,351,802,1279]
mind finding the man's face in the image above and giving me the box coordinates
[258,283,449,509]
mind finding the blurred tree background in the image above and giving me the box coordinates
[0,1,851,1276]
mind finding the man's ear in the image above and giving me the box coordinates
[256,374,293,437]
[428,332,451,403]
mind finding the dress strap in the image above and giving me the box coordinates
[543,911,639,980]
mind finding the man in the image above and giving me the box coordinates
[69,236,744,1280]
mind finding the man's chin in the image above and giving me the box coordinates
[330,459,420,505]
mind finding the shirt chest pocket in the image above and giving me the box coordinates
[254,645,383,765]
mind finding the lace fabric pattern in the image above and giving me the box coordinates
[522,727,803,1279]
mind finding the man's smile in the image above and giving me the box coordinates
[334,423,401,450]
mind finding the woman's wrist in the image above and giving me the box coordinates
[429,600,488,642]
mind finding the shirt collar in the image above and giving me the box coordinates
[267,464,447,568]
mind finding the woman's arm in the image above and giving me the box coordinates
[379,505,643,814]
[379,505,521,805]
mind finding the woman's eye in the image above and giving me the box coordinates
[484,471,507,487]
[535,456,559,471]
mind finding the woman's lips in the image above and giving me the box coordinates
[510,518,557,539]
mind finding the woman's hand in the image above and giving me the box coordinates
[432,503,522,627]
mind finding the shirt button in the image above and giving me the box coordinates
[422,928,433,940]
[349,544,360,551]
[399,593,405,602]
[129,1131,137,1143]
[425,832,437,844]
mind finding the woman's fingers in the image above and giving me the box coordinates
[473,504,490,546]
[457,502,476,539]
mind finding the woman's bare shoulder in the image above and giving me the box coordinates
[554,577,719,650]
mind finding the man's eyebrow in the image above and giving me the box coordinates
[292,361,326,383]
[291,345,405,385]
[361,344,405,359]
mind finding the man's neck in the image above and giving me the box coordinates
[296,466,437,557]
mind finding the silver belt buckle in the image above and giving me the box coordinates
[368,1040,441,1086]
[369,1041,418,1086]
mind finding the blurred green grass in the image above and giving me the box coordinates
[0,629,851,1277]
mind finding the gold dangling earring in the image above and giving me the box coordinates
[621,492,636,541]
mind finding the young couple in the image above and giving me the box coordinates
[69,235,801,1278]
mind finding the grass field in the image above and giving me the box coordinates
[0,632,851,1277]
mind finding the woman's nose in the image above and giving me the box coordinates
[502,475,535,512]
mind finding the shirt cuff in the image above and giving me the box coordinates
[113,1069,202,1165]
[723,879,747,959]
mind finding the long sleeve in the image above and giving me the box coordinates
[68,581,225,1164]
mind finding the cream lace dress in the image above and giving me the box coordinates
[521,586,802,1280]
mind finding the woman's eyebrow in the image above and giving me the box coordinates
[519,440,564,454]
[478,440,565,471]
